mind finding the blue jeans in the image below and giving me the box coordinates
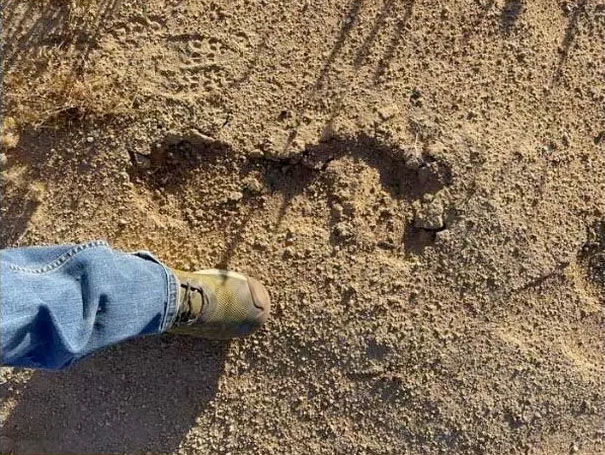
[0,241,179,370]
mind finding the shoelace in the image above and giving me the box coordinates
[176,281,209,325]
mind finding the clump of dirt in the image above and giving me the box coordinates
[1,1,604,454]
[580,221,605,288]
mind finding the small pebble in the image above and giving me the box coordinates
[414,198,445,230]
[243,176,266,195]
[377,103,400,121]
[227,191,243,202]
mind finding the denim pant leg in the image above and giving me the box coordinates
[0,240,178,370]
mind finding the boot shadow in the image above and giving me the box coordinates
[1,335,228,455]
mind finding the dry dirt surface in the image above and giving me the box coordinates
[1,0,604,454]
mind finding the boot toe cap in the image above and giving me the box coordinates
[247,277,271,325]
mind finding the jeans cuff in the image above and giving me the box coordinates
[133,251,179,332]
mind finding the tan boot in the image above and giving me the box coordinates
[169,269,270,339]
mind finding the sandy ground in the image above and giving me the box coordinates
[1,0,604,454]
